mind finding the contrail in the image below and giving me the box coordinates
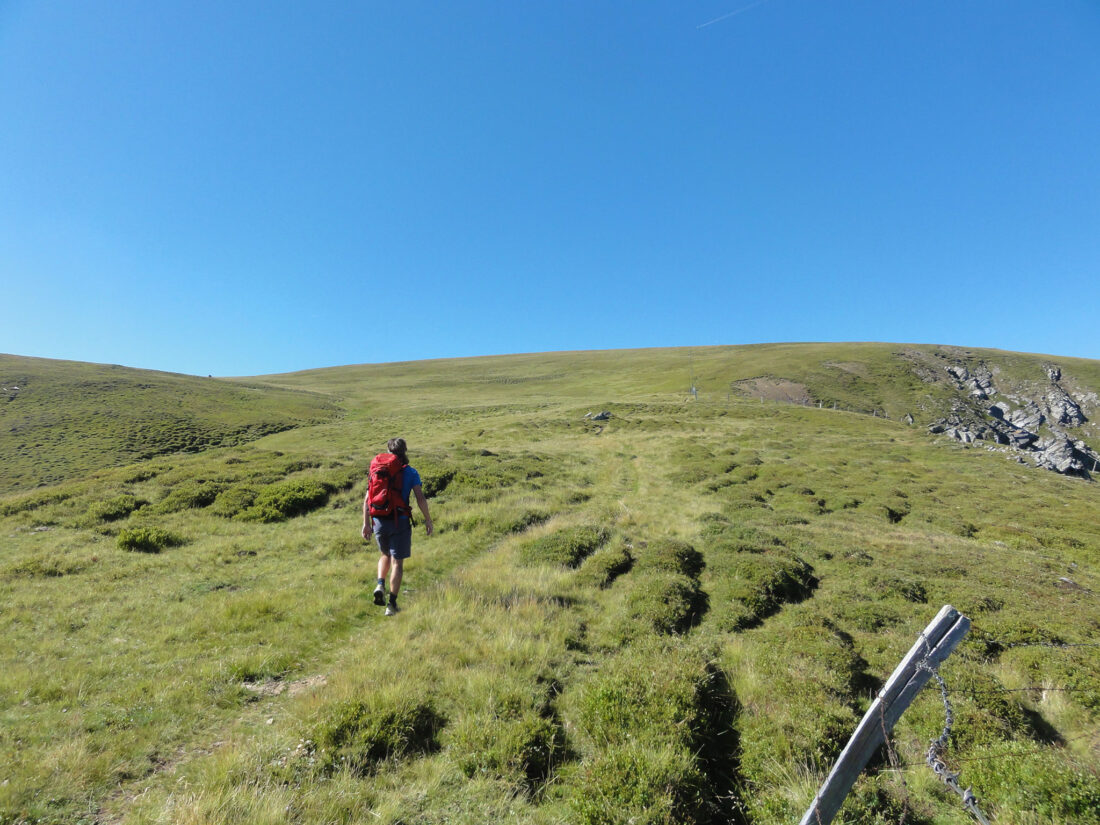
[697,0,777,29]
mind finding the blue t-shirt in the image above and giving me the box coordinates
[400,465,421,509]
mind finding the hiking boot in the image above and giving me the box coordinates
[373,584,386,606]
[385,603,399,616]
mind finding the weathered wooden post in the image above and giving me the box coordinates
[799,605,971,825]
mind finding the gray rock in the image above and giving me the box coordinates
[1044,386,1086,426]
[1033,436,1085,474]
[591,411,611,421]
[1007,403,1044,432]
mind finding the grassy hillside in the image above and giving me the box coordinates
[0,355,338,493]
[1,344,1098,825]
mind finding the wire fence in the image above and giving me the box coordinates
[874,632,1098,825]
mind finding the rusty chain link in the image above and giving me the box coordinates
[917,639,992,825]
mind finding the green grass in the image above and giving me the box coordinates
[1,343,1099,825]
[0,354,336,493]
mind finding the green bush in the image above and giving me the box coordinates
[210,485,257,518]
[634,539,704,579]
[517,525,609,567]
[0,490,72,517]
[313,693,444,776]
[239,479,330,522]
[567,741,707,825]
[873,575,928,603]
[720,554,816,629]
[966,742,1100,823]
[7,554,85,578]
[624,573,705,635]
[156,480,226,512]
[577,544,634,588]
[448,711,564,787]
[701,523,783,555]
[117,526,184,553]
[86,494,143,522]
[505,509,550,533]
[568,641,734,754]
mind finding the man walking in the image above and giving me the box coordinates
[362,438,433,616]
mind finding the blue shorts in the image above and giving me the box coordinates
[373,518,412,560]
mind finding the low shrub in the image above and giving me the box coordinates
[873,575,928,604]
[506,509,550,533]
[239,479,331,522]
[210,485,257,518]
[577,544,633,588]
[7,554,85,578]
[0,490,72,517]
[634,539,704,579]
[448,711,564,788]
[420,468,456,498]
[624,573,706,635]
[567,741,707,825]
[312,692,444,776]
[965,742,1100,823]
[117,526,184,553]
[156,480,226,512]
[517,525,608,567]
[701,523,783,555]
[86,494,143,522]
[719,554,816,629]
[567,640,735,753]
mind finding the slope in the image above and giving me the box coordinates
[0,355,338,494]
[1,343,1098,825]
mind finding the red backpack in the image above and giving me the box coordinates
[367,453,411,523]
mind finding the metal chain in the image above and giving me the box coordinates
[998,640,1100,649]
[972,629,1100,650]
[917,642,992,825]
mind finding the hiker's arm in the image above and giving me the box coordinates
[413,485,433,536]
[362,495,372,539]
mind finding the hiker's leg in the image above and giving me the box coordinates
[377,552,391,583]
[389,557,404,597]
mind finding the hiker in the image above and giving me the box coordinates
[362,438,434,616]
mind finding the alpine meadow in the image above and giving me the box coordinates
[2,343,1099,825]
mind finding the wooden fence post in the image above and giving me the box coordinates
[799,605,971,825]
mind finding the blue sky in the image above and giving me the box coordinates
[2,1,1098,376]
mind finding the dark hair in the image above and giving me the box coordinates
[387,437,408,463]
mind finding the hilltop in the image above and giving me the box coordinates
[1,343,1097,825]
[0,354,338,494]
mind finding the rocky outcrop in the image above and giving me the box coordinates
[928,361,1097,479]
[1033,435,1099,475]
[946,364,996,399]
[1045,386,1086,426]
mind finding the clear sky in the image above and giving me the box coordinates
[2,1,1098,376]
